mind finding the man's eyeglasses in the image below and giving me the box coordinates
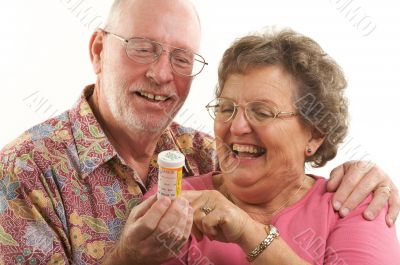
[205,98,298,126]
[103,30,208,77]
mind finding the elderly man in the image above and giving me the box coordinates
[0,0,398,264]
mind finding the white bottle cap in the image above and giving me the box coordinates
[157,150,185,169]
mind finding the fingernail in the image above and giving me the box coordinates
[387,218,393,227]
[333,201,341,211]
[340,207,349,217]
[364,210,374,220]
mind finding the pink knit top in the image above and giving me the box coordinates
[145,173,400,264]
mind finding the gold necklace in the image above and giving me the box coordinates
[267,175,308,216]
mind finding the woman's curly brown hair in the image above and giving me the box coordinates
[216,28,348,167]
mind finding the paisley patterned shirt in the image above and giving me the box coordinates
[0,85,217,265]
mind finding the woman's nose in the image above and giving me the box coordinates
[229,108,252,136]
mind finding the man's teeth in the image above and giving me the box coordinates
[139,92,168,101]
[232,144,265,154]
[155,95,167,101]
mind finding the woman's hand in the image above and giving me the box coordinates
[181,190,253,243]
[181,190,311,265]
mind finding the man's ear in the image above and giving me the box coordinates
[89,29,105,74]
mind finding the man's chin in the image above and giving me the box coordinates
[126,118,171,134]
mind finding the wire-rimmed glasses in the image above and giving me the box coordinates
[103,30,208,77]
[205,97,298,126]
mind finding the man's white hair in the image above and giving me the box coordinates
[104,0,200,31]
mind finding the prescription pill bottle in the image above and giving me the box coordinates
[157,150,185,200]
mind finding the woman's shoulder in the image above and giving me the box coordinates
[275,175,344,223]
[280,174,386,234]
[276,175,398,264]
[305,174,375,210]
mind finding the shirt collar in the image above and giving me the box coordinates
[70,85,117,178]
[69,85,181,179]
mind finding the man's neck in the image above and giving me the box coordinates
[102,124,160,181]
[88,87,165,182]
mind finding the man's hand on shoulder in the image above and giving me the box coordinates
[327,160,399,226]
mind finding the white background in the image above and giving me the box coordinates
[1,0,399,234]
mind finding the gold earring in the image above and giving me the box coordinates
[306,146,312,154]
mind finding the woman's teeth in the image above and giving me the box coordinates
[232,144,266,156]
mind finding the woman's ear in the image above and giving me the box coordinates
[89,29,105,74]
[305,129,325,157]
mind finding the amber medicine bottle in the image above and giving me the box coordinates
[157,150,185,199]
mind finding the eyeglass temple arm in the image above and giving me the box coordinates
[276,111,298,118]
[195,58,208,65]
[103,30,129,44]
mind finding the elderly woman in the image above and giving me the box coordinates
[146,29,400,264]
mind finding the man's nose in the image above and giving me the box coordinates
[145,52,174,84]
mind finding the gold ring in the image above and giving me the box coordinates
[201,205,213,215]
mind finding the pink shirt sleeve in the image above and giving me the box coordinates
[324,197,399,265]
[270,177,400,264]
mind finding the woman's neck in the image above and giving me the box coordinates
[216,174,315,224]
